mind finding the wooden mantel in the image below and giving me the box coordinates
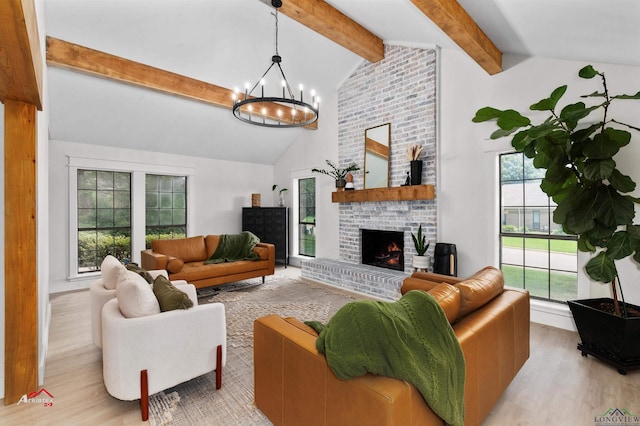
[331,184,435,203]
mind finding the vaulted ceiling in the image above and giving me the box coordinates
[44,0,640,164]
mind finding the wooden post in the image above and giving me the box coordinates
[4,99,38,404]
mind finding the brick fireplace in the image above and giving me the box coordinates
[302,44,438,300]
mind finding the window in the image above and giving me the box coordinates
[499,153,578,302]
[145,174,187,248]
[77,170,131,273]
[298,177,316,257]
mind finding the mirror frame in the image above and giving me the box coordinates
[364,123,391,189]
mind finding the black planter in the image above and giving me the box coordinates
[568,298,640,374]
[410,160,422,185]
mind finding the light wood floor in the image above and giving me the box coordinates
[1,269,638,425]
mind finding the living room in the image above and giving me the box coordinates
[2,0,640,424]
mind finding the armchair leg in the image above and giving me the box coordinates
[140,369,149,421]
[216,344,223,389]
[262,276,265,284]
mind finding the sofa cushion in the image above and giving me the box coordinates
[454,266,504,319]
[253,245,269,260]
[401,277,440,294]
[169,259,269,282]
[166,256,185,273]
[205,235,221,258]
[116,269,161,318]
[152,275,194,312]
[125,263,154,284]
[101,255,124,290]
[427,284,461,324]
[152,236,207,263]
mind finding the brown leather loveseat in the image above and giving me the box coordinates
[141,235,275,289]
[254,266,530,425]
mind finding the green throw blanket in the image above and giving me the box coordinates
[204,231,260,264]
[307,290,465,426]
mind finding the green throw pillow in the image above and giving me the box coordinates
[152,275,194,312]
[126,263,154,284]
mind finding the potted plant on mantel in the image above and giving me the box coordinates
[473,65,640,374]
[411,224,430,271]
[312,160,360,191]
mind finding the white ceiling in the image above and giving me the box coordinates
[44,0,640,164]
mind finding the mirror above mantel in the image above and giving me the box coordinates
[364,123,390,189]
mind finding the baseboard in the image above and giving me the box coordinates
[530,299,577,332]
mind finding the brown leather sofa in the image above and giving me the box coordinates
[254,266,530,426]
[141,235,275,289]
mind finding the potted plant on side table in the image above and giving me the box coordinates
[411,224,430,271]
[312,160,360,191]
[473,65,640,374]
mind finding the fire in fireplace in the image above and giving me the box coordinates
[361,229,404,271]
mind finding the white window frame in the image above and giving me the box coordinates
[67,156,195,280]
[289,169,317,267]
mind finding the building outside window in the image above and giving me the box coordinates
[77,169,131,273]
[145,174,187,248]
[298,177,316,257]
[499,152,578,302]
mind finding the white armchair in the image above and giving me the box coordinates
[101,293,226,421]
[89,267,188,348]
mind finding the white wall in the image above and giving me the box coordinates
[48,140,273,293]
[439,50,640,316]
[273,93,341,262]
[36,0,51,387]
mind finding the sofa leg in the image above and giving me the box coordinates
[140,369,149,421]
[216,344,223,389]
[262,276,265,284]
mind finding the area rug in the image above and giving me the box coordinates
[148,273,364,426]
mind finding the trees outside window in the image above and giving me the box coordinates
[500,153,578,302]
[77,170,131,273]
[298,178,316,257]
[145,174,187,248]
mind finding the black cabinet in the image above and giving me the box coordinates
[242,207,289,266]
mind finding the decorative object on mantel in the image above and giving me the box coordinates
[251,193,261,207]
[312,160,360,192]
[407,144,424,186]
[411,224,430,271]
[272,185,288,207]
[402,171,411,186]
[345,172,354,190]
[231,0,319,128]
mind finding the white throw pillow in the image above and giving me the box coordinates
[101,255,124,290]
[115,269,160,318]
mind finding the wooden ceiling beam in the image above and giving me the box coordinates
[46,37,235,108]
[277,0,384,63]
[46,37,317,129]
[410,0,502,74]
[0,0,43,109]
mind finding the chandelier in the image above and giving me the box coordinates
[232,0,320,128]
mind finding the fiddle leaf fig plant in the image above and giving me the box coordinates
[473,65,640,317]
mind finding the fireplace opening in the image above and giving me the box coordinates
[361,229,404,271]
